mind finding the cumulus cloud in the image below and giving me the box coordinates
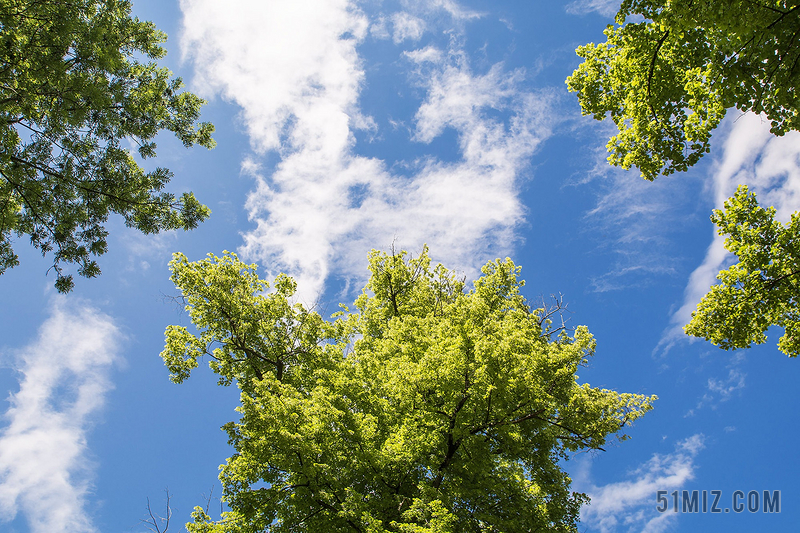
[181,0,370,153]
[181,0,552,301]
[656,113,800,354]
[0,299,121,533]
[576,434,705,533]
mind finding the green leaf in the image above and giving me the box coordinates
[567,0,800,180]
[685,186,800,357]
[0,0,215,291]
[164,248,656,532]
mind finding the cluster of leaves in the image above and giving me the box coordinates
[0,0,214,291]
[686,186,800,357]
[567,0,800,179]
[163,248,655,532]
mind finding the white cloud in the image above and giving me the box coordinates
[391,12,425,43]
[707,366,745,400]
[0,299,121,533]
[566,0,621,18]
[181,0,370,154]
[579,128,695,293]
[181,0,553,301]
[117,226,178,276]
[656,113,800,354]
[407,0,483,22]
[686,353,746,416]
[576,434,705,533]
[371,0,482,42]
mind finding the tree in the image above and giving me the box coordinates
[567,0,800,180]
[0,0,214,292]
[162,247,655,532]
[567,1,800,357]
[685,186,800,357]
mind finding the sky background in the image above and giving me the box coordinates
[1,0,799,532]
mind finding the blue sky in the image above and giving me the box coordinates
[1,0,799,531]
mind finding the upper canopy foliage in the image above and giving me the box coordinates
[567,0,800,180]
[163,247,655,532]
[0,0,214,291]
[685,186,800,357]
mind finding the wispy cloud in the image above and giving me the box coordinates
[371,0,482,42]
[390,12,426,43]
[576,434,705,533]
[408,0,484,22]
[181,0,553,300]
[707,357,746,400]
[565,0,621,18]
[656,113,800,354]
[117,226,178,275]
[0,299,121,533]
[686,353,746,416]
[578,126,697,293]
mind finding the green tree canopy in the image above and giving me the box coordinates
[685,186,800,357]
[567,0,800,180]
[0,0,214,292]
[162,248,655,532]
[568,1,800,358]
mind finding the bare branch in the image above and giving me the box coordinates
[535,293,574,338]
[141,489,172,533]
